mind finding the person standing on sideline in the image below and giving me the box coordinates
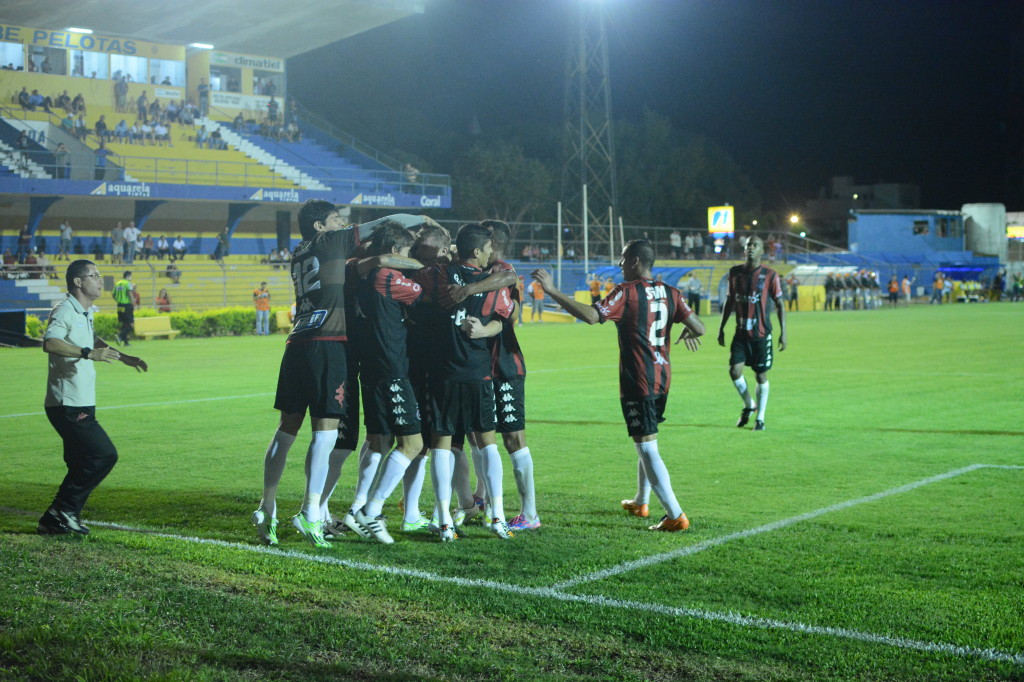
[888,276,900,308]
[253,281,271,335]
[38,260,147,535]
[110,221,124,264]
[59,220,73,261]
[532,239,704,532]
[528,276,544,322]
[718,236,787,431]
[122,221,139,264]
[785,273,800,311]
[112,271,135,345]
[683,271,702,314]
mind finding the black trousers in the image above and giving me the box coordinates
[45,405,118,514]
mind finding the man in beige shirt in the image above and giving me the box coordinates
[38,259,148,535]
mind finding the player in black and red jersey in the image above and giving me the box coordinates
[533,239,704,533]
[413,223,516,541]
[718,235,787,431]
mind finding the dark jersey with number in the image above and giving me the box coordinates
[287,228,358,342]
[356,266,424,380]
[594,279,693,400]
[727,264,782,339]
[414,262,513,383]
[488,259,526,378]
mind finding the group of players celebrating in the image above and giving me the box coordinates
[251,200,786,547]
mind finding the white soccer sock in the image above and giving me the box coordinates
[319,446,353,521]
[402,453,428,524]
[756,382,770,422]
[451,446,474,510]
[508,447,537,519]
[470,442,486,500]
[733,376,756,409]
[480,443,505,523]
[260,429,295,519]
[634,457,651,505]
[301,430,335,522]
[365,449,412,518]
[350,442,380,514]
[635,440,683,519]
[429,448,454,527]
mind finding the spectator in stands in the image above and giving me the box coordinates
[197,78,210,117]
[153,121,169,146]
[114,77,128,112]
[24,249,40,279]
[195,125,208,148]
[180,101,195,127]
[213,226,230,262]
[17,224,32,262]
[36,250,56,279]
[267,96,279,123]
[287,100,299,126]
[56,90,71,112]
[232,112,245,132]
[41,57,53,74]
[149,98,161,122]
[141,235,154,260]
[164,100,179,122]
[113,119,128,143]
[137,91,149,123]
[129,120,143,144]
[283,121,300,142]
[17,86,30,110]
[2,249,15,278]
[670,230,682,259]
[172,235,186,261]
[94,141,111,180]
[71,93,86,116]
[156,287,172,312]
[208,129,225,150]
[403,163,419,184]
[165,263,181,284]
[73,115,88,140]
[111,221,124,264]
[140,121,154,145]
[94,115,110,142]
[59,220,73,261]
[29,89,52,113]
[53,143,69,179]
[122,221,140,264]
[264,80,277,97]
[16,129,29,149]
[156,236,170,259]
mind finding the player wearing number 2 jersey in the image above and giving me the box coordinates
[532,239,705,533]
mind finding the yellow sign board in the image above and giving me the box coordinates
[708,206,734,235]
[1008,225,1024,239]
[0,24,184,60]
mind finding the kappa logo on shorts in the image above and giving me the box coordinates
[500,382,512,391]
[76,412,89,422]
[390,383,401,392]
[395,417,408,426]
[630,419,641,428]
[626,408,640,417]
[502,404,515,413]
[392,394,405,403]
[334,384,346,407]
[501,393,513,402]
[503,414,518,423]
[393,406,406,415]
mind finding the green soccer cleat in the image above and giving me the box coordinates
[401,513,431,532]
[291,514,330,548]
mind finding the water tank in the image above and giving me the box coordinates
[962,203,1007,261]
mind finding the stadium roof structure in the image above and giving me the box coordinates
[0,0,426,58]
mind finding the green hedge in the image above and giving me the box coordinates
[45,307,288,340]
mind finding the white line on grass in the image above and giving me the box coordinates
[89,520,1024,666]
[0,392,275,419]
[551,464,1012,590]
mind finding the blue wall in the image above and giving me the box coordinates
[849,212,964,256]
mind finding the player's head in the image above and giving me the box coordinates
[455,223,493,266]
[481,219,510,260]
[744,236,764,262]
[66,259,97,291]
[620,239,655,279]
[412,225,451,265]
[122,270,131,279]
[298,200,341,241]
[368,220,415,257]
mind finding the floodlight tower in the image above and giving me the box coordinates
[562,0,617,261]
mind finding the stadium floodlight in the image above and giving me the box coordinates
[190,43,214,49]
[67,27,93,34]
[789,214,800,224]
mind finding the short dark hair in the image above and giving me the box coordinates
[481,219,510,256]
[297,199,337,241]
[122,270,131,278]
[66,259,95,290]
[455,223,492,262]
[368,220,415,257]
[624,239,655,270]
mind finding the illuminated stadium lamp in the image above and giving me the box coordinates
[67,27,93,34]
[190,43,214,49]
[799,231,807,238]
[752,219,758,226]
[789,214,800,224]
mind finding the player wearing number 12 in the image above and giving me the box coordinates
[532,239,705,532]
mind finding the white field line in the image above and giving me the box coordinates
[551,464,1021,590]
[89,518,1024,666]
[0,392,275,419]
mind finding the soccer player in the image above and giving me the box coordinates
[413,224,515,541]
[717,235,787,431]
[532,239,704,532]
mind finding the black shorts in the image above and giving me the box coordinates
[729,333,773,374]
[621,395,668,437]
[335,348,363,450]
[116,304,134,323]
[494,376,525,433]
[429,379,496,436]
[274,340,348,419]
[362,376,421,436]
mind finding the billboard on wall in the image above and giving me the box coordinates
[707,205,734,236]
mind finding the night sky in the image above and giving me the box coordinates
[290,0,1024,214]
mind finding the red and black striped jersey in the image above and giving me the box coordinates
[413,262,514,383]
[727,264,782,338]
[594,278,693,400]
[488,259,526,379]
[287,228,359,343]
[355,267,424,380]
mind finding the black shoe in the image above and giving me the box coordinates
[38,508,89,535]
[753,420,765,431]
[736,407,756,428]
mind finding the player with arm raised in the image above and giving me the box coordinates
[717,235,786,431]
[533,239,703,532]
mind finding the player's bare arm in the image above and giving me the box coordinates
[460,316,503,339]
[532,268,599,325]
[717,296,734,346]
[354,255,424,278]
[675,313,705,352]
[443,269,517,308]
[774,295,787,351]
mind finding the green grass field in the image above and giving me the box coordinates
[1,303,1021,680]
